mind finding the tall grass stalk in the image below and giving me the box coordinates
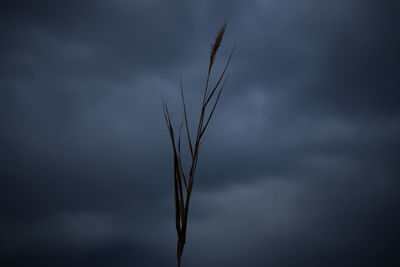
[163,22,234,267]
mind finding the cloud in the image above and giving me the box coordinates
[1,0,399,266]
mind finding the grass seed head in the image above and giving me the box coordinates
[209,21,227,72]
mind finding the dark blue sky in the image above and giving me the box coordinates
[1,0,399,266]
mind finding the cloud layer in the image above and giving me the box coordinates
[1,0,399,266]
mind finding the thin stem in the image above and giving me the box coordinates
[163,22,234,267]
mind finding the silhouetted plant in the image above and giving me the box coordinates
[163,22,234,267]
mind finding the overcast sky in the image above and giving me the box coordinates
[1,0,399,266]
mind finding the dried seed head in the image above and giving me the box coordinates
[209,21,226,72]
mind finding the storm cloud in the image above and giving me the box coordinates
[1,0,399,266]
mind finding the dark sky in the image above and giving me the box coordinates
[1,0,399,266]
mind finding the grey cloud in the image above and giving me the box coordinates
[1,0,399,266]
